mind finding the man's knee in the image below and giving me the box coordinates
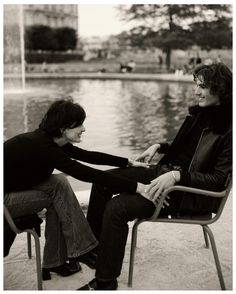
[104,196,128,223]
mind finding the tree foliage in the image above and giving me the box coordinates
[25,25,77,51]
[118,4,232,69]
[54,27,77,51]
[190,18,232,50]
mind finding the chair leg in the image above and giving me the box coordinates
[27,232,32,259]
[128,221,139,287]
[202,225,210,248]
[204,225,226,290]
[28,230,43,290]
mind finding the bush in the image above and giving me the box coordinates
[25,25,77,51]
[25,51,84,63]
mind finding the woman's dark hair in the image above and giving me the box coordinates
[39,98,86,137]
[193,63,232,107]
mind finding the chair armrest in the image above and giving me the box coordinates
[164,185,226,198]
[151,185,226,220]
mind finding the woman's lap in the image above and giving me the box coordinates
[4,174,67,218]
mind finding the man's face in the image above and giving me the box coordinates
[194,76,220,107]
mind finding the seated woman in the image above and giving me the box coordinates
[4,99,150,280]
[78,63,232,290]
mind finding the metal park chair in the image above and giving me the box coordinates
[4,205,43,290]
[128,176,232,290]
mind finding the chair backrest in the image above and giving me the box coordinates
[150,174,232,224]
[211,174,232,223]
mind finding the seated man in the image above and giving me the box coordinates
[78,63,232,290]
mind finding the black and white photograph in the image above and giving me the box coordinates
[3,1,232,291]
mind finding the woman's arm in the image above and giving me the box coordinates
[61,144,129,167]
[134,142,171,163]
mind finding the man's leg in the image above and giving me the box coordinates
[78,165,182,289]
[95,192,155,281]
[87,166,156,241]
[94,173,183,282]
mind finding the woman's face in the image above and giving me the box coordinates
[195,76,220,107]
[62,124,85,143]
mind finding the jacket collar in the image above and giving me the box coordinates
[188,104,231,134]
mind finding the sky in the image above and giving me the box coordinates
[78,5,132,37]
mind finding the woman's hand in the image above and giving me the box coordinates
[145,171,180,205]
[128,159,150,168]
[135,144,160,163]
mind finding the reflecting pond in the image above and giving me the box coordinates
[4,78,195,159]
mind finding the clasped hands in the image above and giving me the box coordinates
[128,143,162,169]
[130,144,179,207]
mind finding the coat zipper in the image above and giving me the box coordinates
[188,128,209,172]
[178,127,209,214]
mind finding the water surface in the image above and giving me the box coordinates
[4,78,194,154]
[4,78,195,190]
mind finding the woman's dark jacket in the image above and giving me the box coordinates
[4,129,137,194]
[159,104,232,214]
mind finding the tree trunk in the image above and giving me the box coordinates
[165,47,171,70]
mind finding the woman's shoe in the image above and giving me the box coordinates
[67,260,82,273]
[77,278,118,290]
[70,251,97,269]
[42,262,81,280]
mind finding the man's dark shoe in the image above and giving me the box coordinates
[70,251,97,269]
[77,278,118,290]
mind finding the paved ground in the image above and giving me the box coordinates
[4,190,232,290]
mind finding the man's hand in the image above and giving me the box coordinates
[145,171,180,205]
[136,182,169,207]
[134,144,161,163]
[136,183,154,202]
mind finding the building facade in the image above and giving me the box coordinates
[24,4,78,32]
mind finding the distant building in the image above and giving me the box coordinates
[82,35,121,61]
[4,4,79,64]
[24,4,78,32]
[4,4,79,32]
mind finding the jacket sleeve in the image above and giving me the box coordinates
[179,130,232,191]
[61,144,128,167]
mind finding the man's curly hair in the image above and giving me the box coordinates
[193,63,232,107]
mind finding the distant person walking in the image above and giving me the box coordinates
[158,55,163,69]
[196,54,202,65]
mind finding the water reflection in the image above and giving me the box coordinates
[4,79,194,157]
[115,81,194,151]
